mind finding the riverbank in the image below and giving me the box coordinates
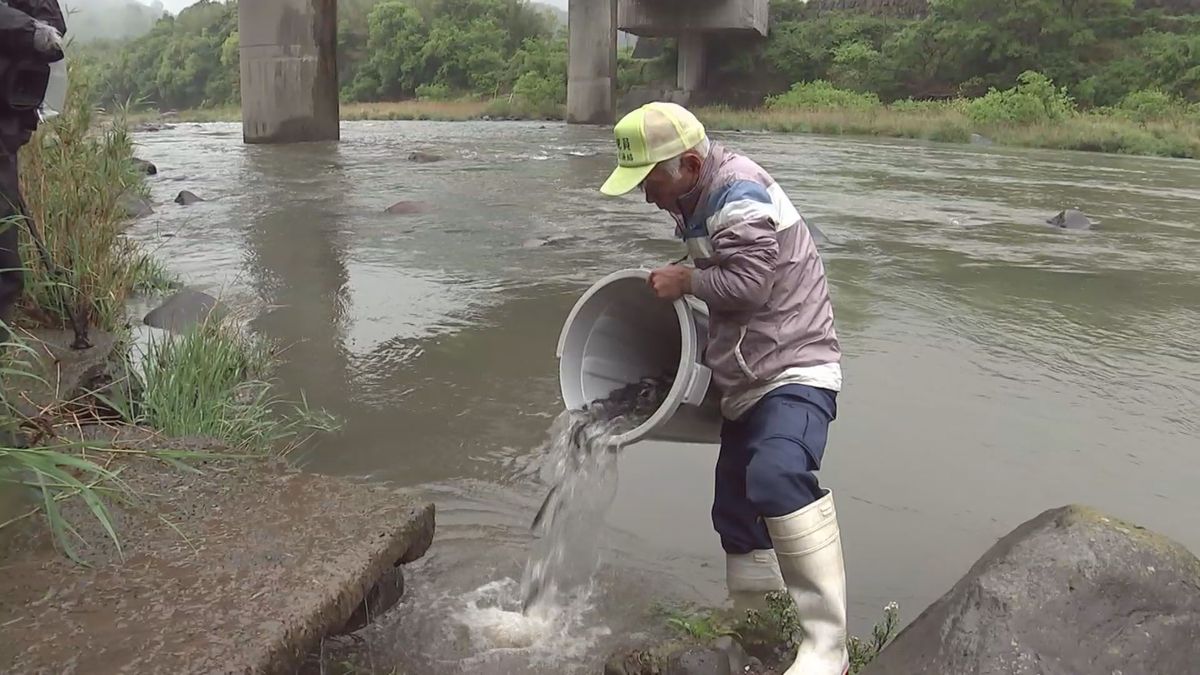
[2,73,440,672]
[127,95,1200,160]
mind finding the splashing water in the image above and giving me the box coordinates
[520,373,676,613]
[443,374,676,665]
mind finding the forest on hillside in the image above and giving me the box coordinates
[75,0,1200,113]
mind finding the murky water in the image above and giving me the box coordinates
[127,121,1200,672]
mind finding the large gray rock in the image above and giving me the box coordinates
[862,505,1200,675]
[142,289,225,333]
[174,190,204,205]
[131,157,157,175]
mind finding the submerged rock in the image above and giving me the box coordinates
[131,157,157,175]
[174,190,204,205]
[862,505,1200,675]
[142,289,225,333]
[407,151,444,163]
[1046,208,1095,230]
[119,192,154,219]
[384,200,428,215]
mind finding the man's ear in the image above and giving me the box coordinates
[683,151,704,172]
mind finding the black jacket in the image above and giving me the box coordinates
[0,0,67,58]
[0,0,66,147]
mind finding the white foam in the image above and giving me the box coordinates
[452,578,611,670]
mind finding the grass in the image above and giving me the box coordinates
[654,593,901,674]
[16,64,151,334]
[696,105,1200,158]
[125,97,563,125]
[130,313,339,454]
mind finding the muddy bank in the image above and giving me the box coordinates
[0,438,434,674]
[0,328,435,674]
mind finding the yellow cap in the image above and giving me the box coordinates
[599,102,707,196]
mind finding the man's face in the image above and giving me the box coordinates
[640,152,703,214]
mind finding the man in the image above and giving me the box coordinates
[0,0,67,338]
[599,101,848,675]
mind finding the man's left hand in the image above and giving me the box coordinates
[648,265,692,300]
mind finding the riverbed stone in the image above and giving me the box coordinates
[131,157,157,175]
[407,150,445,163]
[861,505,1200,675]
[667,647,732,675]
[0,447,436,674]
[1046,208,1095,230]
[174,189,204,205]
[143,288,225,332]
[119,191,154,219]
[6,328,122,423]
[384,200,428,215]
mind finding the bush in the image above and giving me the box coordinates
[1116,88,1189,122]
[767,80,882,111]
[415,82,454,101]
[967,71,1076,126]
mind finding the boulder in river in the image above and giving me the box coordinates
[143,289,226,333]
[861,504,1200,675]
[174,190,204,205]
[1046,208,1095,230]
[119,192,154,219]
[131,157,157,175]
[407,151,445,163]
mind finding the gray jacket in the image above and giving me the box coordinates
[674,143,841,416]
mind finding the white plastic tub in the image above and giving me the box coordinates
[556,269,723,447]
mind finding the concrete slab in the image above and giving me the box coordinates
[0,445,435,674]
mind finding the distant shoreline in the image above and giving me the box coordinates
[122,99,1200,160]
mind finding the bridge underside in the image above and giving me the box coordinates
[568,0,769,125]
[237,0,767,144]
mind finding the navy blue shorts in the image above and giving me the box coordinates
[711,383,838,555]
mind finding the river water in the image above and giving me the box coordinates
[127,121,1200,673]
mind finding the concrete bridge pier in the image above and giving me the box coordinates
[238,0,340,144]
[567,0,619,124]
[676,33,706,92]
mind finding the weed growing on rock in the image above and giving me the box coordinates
[650,594,901,674]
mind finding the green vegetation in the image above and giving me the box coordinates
[16,67,150,333]
[133,316,337,453]
[653,594,901,674]
[73,0,1200,157]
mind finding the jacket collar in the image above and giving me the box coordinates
[677,142,725,224]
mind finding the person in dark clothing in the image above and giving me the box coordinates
[0,0,67,340]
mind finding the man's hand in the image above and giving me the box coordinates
[648,265,692,301]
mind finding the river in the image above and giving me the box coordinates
[127,120,1200,673]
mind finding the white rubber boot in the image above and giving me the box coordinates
[726,548,786,612]
[764,490,849,675]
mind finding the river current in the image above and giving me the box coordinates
[126,120,1200,673]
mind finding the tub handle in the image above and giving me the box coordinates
[682,364,712,406]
